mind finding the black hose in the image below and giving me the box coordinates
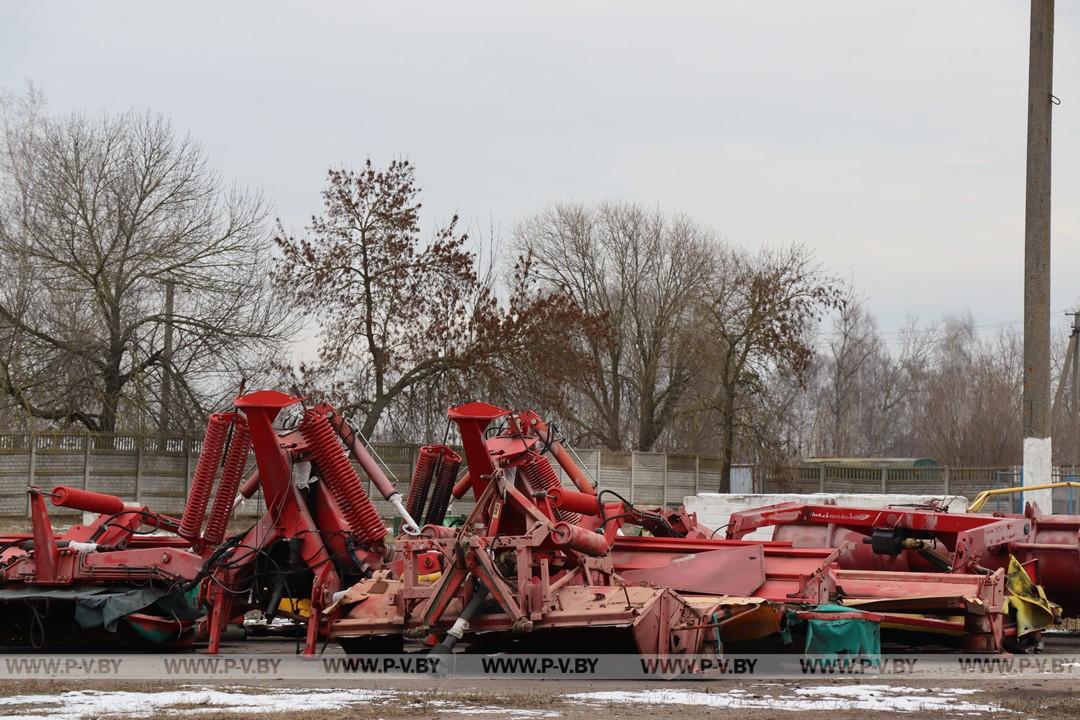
[429,584,489,656]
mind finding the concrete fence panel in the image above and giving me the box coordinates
[0,430,1061,520]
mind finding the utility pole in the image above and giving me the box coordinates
[1022,0,1055,511]
[159,280,175,434]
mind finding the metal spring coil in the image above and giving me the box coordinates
[179,413,232,539]
[521,452,581,524]
[203,417,252,546]
[423,447,462,526]
[51,486,126,516]
[300,410,385,543]
[405,445,439,523]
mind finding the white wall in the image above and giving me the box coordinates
[730,466,754,494]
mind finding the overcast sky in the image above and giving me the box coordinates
[2,2,1078,342]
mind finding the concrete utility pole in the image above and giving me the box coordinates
[1022,0,1055,511]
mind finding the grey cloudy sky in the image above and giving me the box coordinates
[2,1,1078,340]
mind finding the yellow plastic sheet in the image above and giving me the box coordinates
[1004,555,1058,637]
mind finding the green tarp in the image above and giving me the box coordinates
[789,604,881,659]
[74,587,167,631]
[0,586,195,633]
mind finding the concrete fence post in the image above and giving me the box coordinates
[880,466,888,493]
[943,466,951,496]
[135,435,144,505]
[411,443,419,489]
[662,453,668,508]
[82,431,91,491]
[818,465,826,493]
[629,450,636,504]
[694,455,700,495]
[184,434,193,498]
[26,431,36,517]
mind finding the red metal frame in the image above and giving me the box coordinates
[726,501,1080,616]
[0,390,403,654]
[333,402,769,656]
[1,392,1058,658]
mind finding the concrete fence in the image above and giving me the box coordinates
[4,429,1075,519]
[759,464,1080,514]
[0,431,732,519]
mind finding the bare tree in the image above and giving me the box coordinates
[820,289,879,456]
[695,244,840,485]
[860,319,934,456]
[803,294,934,459]
[514,202,713,451]
[911,317,1023,465]
[0,93,290,431]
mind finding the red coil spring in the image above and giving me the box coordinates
[179,413,232,539]
[405,445,439,522]
[521,452,581,524]
[203,417,252,546]
[300,410,385,543]
[51,486,126,516]
[423,447,462,526]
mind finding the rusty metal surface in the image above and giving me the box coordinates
[617,545,765,596]
[3,391,1064,660]
[726,500,1080,617]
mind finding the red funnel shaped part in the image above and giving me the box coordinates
[448,401,511,422]
[235,389,302,411]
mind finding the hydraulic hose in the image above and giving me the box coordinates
[429,583,489,656]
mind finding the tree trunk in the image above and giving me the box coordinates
[361,393,392,439]
[718,382,736,492]
[100,372,123,433]
[638,396,658,451]
[101,305,125,433]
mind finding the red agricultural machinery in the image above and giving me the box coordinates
[332,401,776,656]
[0,390,1067,657]
[0,390,413,653]
[723,500,1068,650]
[328,402,1055,655]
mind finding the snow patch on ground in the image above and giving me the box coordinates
[0,688,395,720]
[568,684,1004,713]
[0,687,557,720]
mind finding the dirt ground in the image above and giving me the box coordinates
[0,674,1073,720]
[3,634,1079,720]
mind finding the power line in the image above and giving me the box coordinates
[864,307,1071,337]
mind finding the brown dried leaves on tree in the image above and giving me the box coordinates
[274,159,594,439]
